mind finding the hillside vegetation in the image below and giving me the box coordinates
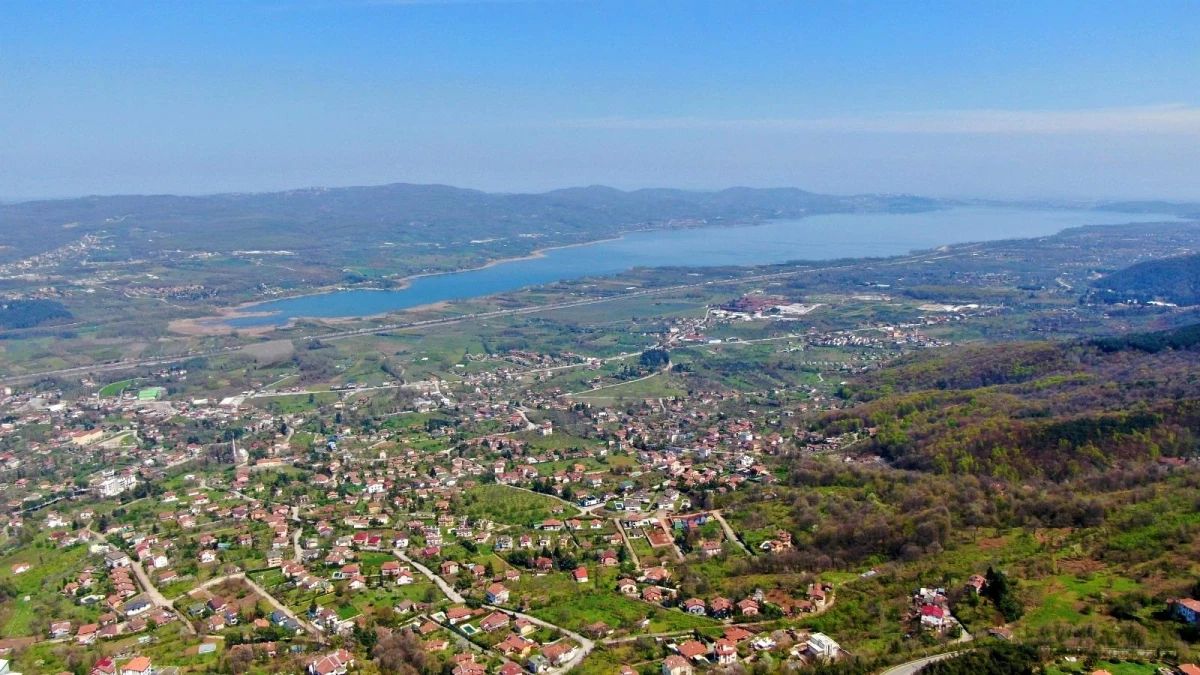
[0,299,73,330]
[821,324,1200,480]
[1092,252,1200,306]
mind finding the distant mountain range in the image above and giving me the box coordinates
[0,183,940,264]
[3,182,1193,279]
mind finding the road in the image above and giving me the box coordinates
[563,363,671,399]
[878,651,965,675]
[711,510,752,556]
[239,573,323,639]
[612,518,642,569]
[483,604,595,675]
[513,407,537,431]
[130,560,195,634]
[395,549,465,603]
[179,571,322,639]
[248,382,407,400]
[402,546,590,675]
[501,484,604,515]
[656,519,686,562]
[517,350,640,379]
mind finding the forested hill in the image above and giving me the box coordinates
[820,324,1200,481]
[1091,251,1200,306]
[0,183,938,263]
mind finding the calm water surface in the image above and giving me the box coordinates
[228,207,1177,326]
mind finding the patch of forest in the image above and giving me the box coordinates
[821,325,1200,479]
[0,299,72,330]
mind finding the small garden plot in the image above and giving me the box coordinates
[335,603,361,621]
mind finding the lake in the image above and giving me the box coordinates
[227,207,1176,327]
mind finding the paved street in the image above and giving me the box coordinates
[878,651,965,675]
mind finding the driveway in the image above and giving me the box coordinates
[396,549,465,603]
[711,510,751,555]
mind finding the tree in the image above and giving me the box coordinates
[226,646,254,674]
[375,629,428,675]
[984,566,1023,622]
[639,349,670,369]
[353,621,378,653]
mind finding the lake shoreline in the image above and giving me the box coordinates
[180,207,1175,332]
[211,234,639,321]
[170,236,635,336]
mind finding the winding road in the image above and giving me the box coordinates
[396,543,592,675]
[187,571,322,639]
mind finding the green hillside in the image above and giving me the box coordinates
[821,325,1200,480]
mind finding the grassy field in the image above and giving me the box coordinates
[0,544,97,637]
[1020,573,1141,632]
[509,429,605,453]
[460,484,578,525]
[531,589,719,634]
[1045,660,1169,675]
[251,391,339,414]
[357,551,399,569]
[566,371,686,402]
[98,378,137,397]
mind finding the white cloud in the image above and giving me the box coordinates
[558,104,1200,135]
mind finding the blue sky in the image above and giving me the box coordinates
[2,0,1198,200]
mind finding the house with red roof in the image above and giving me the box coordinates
[662,655,693,675]
[677,640,709,661]
[919,604,946,630]
[480,611,510,632]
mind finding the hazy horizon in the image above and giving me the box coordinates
[0,181,1181,207]
[3,0,1199,202]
